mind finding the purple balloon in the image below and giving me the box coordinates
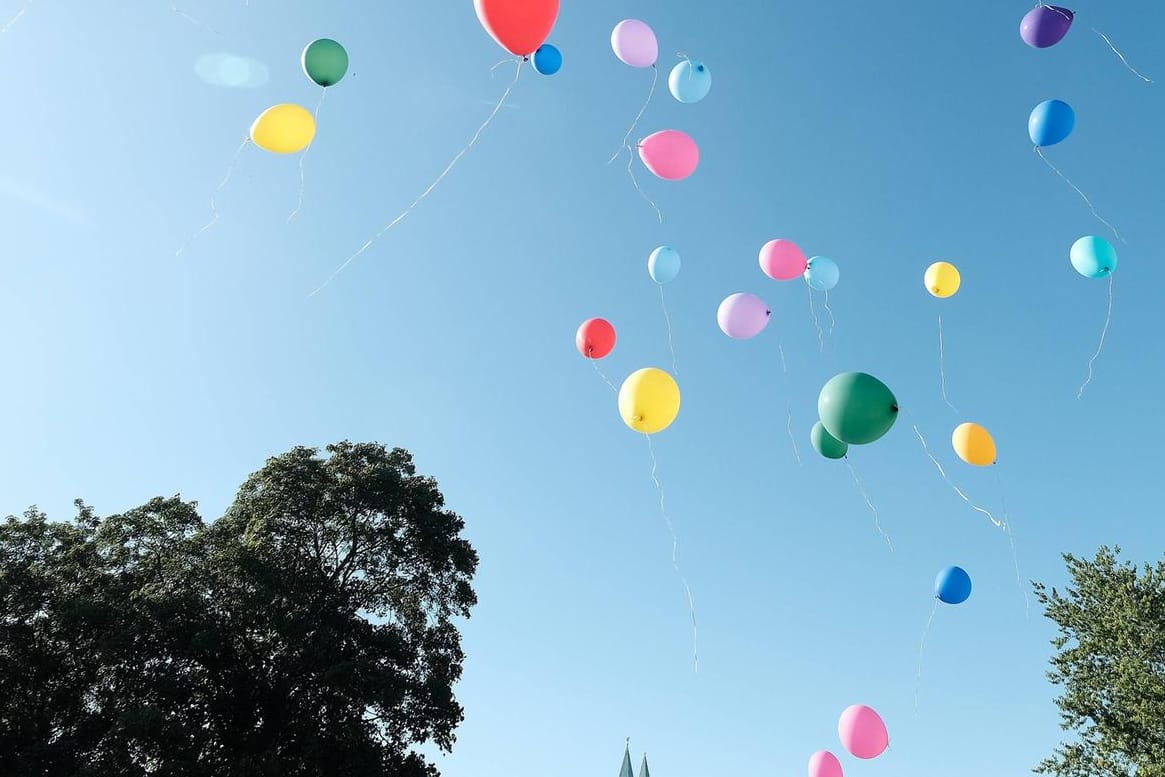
[611,19,658,68]
[717,293,771,339]
[1020,5,1074,48]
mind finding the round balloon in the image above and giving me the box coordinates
[1070,236,1118,279]
[648,246,681,284]
[924,261,961,298]
[532,44,562,75]
[250,104,316,154]
[807,750,844,777]
[837,704,888,760]
[611,19,657,68]
[618,368,680,434]
[474,0,559,56]
[717,292,771,339]
[301,38,349,87]
[952,422,996,466]
[811,421,848,460]
[935,565,972,605]
[576,318,616,359]
[668,60,711,103]
[638,129,699,181]
[759,239,808,281]
[805,256,840,291]
[818,372,898,445]
[1028,99,1075,147]
[1020,5,1074,48]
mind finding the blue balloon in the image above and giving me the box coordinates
[648,245,681,284]
[935,565,972,605]
[668,60,711,103]
[532,44,562,76]
[804,256,840,291]
[1070,236,1118,279]
[1028,99,1075,147]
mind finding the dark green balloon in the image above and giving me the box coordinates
[302,38,349,87]
[817,372,898,445]
[810,421,848,460]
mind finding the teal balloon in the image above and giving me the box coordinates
[811,421,848,459]
[817,372,898,445]
[648,245,681,284]
[1070,236,1118,279]
[668,60,711,103]
[805,256,840,291]
[302,38,349,87]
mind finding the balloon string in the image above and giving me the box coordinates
[1092,28,1153,83]
[785,403,802,467]
[591,359,619,393]
[607,64,658,165]
[0,0,33,34]
[1078,273,1114,399]
[310,58,523,297]
[489,57,513,75]
[823,289,837,337]
[912,424,1004,530]
[807,286,825,352]
[171,2,221,36]
[777,341,789,375]
[996,467,1030,619]
[646,433,698,674]
[1034,147,1125,245]
[844,458,893,552]
[287,87,329,224]
[625,145,664,223]
[914,598,939,712]
[658,285,679,375]
[938,313,959,414]
[176,138,250,257]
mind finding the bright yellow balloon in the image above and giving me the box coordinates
[249,103,316,154]
[924,261,961,298]
[952,422,996,466]
[618,368,681,434]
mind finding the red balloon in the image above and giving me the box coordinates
[473,0,559,57]
[576,318,616,359]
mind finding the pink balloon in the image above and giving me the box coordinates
[717,292,770,339]
[807,751,843,777]
[837,704,888,760]
[759,239,808,281]
[611,19,658,67]
[638,130,699,181]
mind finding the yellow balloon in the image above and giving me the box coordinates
[924,261,961,299]
[249,103,316,154]
[618,368,681,434]
[952,422,996,466]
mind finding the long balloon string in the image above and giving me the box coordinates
[171,2,221,36]
[823,290,837,337]
[626,145,663,223]
[912,424,1004,530]
[778,342,801,466]
[1034,147,1125,245]
[844,458,894,552]
[996,468,1030,618]
[1,0,33,33]
[658,285,679,375]
[1078,274,1114,399]
[592,360,619,393]
[175,138,250,257]
[287,87,329,224]
[310,58,523,297]
[914,598,939,712]
[607,65,658,165]
[807,286,825,352]
[938,313,959,414]
[1092,28,1153,83]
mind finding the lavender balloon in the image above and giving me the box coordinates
[611,19,658,68]
[1020,5,1074,48]
[717,293,771,339]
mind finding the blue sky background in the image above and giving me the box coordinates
[1,1,1163,775]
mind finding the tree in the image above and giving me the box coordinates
[1033,546,1165,777]
[0,441,478,776]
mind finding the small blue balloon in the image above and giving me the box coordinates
[935,565,972,605]
[1070,236,1118,279]
[532,44,562,76]
[668,60,711,103]
[804,256,840,291]
[648,245,681,284]
[1028,99,1075,147]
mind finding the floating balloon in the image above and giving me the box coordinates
[618,368,680,434]
[1028,99,1075,147]
[611,19,658,68]
[935,565,972,604]
[717,292,771,339]
[473,0,559,56]
[1070,236,1118,279]
[952,422,996,466]
[638,130,699,181]
[805,256,840,291]
[837,704,888,760]
[924,261,961,298]
[811,421,848,460]
[668,60,711,103]
[1020,5,1074,48]
[301,38,349,87]
[250,104,316,154]
[759,239,808,281]
[532,44,562,75]
[818,372,898,445]
[648,246,681,284]
[808,750,844,777]
[576,318,616,359]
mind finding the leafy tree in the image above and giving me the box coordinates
[0,441,478,776]
[1033,546,1165,777]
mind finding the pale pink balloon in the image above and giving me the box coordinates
[759,239,808,281]
[837,704,888,760]
[638,130,699,181]
[807,750,843,777]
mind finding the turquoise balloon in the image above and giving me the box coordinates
[648,245,681,284]
[668,60,711,103]
[811,421,848,459]
[1070,236,1118,279]
[805,256,840,291]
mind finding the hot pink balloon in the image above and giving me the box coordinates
[638,130,699,181]
[837,704,888,760]
[807,751,843,777]
[717,292,770,339]
[611,19,658,68]
[759,239,808,281]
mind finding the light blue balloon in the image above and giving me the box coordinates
[648,246,681,284]
[1028,98,1075,147]
[668,60,711,104]
[1070,236,1117,279]
[532,44,562,76]
[804,256,840,291]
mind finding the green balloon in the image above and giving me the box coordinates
[810,421,848,459]
[302,38,349,87]
[817,372,898,445]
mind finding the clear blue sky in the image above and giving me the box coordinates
[1,1,1163,775]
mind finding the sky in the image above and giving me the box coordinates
[1,1,1163,775]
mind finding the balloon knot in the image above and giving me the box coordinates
[891,404,899,413]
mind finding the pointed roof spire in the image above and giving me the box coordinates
[619,739,634,777]
[638,753,651,777]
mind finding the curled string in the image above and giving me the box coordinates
[914,598,939,712]
[807,286,825,352]
[938,313,959,414]
[287,87,329,223]
[626,145,663,223]
[1,0,33,33]
[591,359,619,393]
[646,434,699,673]
[310,58,523,297]
[844,458,894,552]
[606,65,658,165]
[1034,147,1125,245]
[1092,29,1153,83]
[912,424,1004,530]
[996,468,1030,618]
[1078,274,1114,399]
[175,138,250,257]
[777,341,789,375]
[171,2,221,36]
[658,285,679,375]
[823,289,837,337]
[778,342,800,466]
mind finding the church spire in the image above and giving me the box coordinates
[619,739,634,777]
[638,753,651,777]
